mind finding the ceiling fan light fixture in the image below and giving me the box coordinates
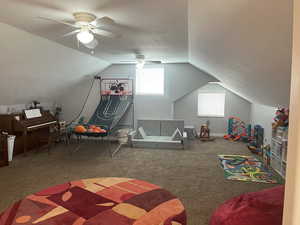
[84,39,99,49]
[77,30,94,44]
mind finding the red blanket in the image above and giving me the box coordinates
[210,185,284,225]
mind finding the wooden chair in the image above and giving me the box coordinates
[199,122,215,142]
[37,126,59,154]
[39,122,69,154]
[200,124,210,139]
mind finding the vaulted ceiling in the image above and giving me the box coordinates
[189,0,293,106]
[0,0,188,63]
[0,0,293,106]
[0,22,109,105]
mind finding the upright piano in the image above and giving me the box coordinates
[13,110,58,155]
[0,133,8,167]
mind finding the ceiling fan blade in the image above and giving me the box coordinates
[92,16,115,27]
[12,0,66,12]
[38,16,78,28]
[92,29,118,38]
[120,61,137,63]
[62,29,80,37]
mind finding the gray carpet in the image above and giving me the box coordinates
[0,138,277,225]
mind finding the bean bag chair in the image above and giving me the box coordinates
[210,185,284,225]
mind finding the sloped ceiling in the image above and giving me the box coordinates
[189,0,293,106]
[0,0,188,63]
[0,0,294,106]
[0,22,109,105]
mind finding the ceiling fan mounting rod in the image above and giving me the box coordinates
[73,12,97,25]
[80,26,90,32]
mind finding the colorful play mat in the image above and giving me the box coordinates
[0,177,186,225]
[218,155,279,184]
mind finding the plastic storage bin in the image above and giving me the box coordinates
[271,153,282,174]
[271,140,282,158]
[275,127,285,140]
[282,141,288,162]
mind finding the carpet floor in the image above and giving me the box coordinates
[0,138,278,225]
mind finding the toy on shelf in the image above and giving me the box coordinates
[247,125,264,154]
[271,108,289,179]
[272,107,289,129]
[199,121,215,142]
[224,117,251,142]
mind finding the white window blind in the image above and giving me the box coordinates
[136,67,164,95]
[198,93,225,117]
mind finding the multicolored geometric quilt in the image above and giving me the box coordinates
[218,155,278,184]
[0,178,186,225]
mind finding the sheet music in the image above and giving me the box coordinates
[24,109,42,119]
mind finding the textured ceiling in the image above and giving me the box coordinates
[0,0,188,64]
[189,0,293,106]
[0,0,294,106]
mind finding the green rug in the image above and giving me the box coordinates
[218,155,279,184]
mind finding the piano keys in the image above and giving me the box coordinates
[27,121,57,130]
[15,111,57,131]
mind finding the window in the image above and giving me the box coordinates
[136,67,164,95]
[198,93,225,117]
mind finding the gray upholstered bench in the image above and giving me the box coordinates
[129,119,188,149]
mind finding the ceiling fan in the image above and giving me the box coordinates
[121,55,162,69]
[39,12,118,49]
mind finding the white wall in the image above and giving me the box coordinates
[0,102,55,115]
[174,83,252,135]
[59,63,217,124]
[104,63,217,123]
[0,22,110,109]
[58,76,102,123]
[250,103,276,145]
[167,64,219,101]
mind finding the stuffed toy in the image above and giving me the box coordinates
[272,107,289,129]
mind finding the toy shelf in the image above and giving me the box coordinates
[271,126,288,179]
